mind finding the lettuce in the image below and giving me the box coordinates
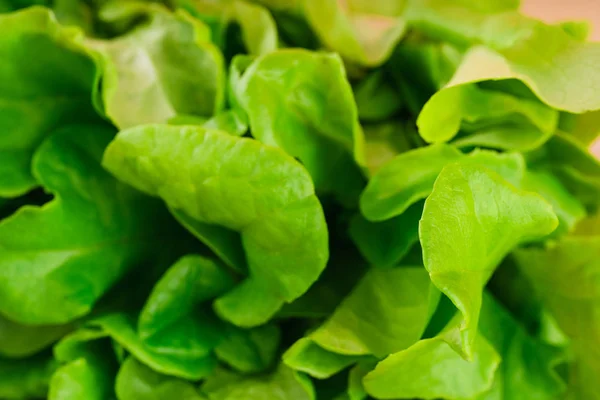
[1,2,600,400]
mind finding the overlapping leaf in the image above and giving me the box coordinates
[103,124,328,327]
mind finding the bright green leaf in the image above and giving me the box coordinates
[0,7,99,197]
[0,125,179,324]
[233,49,366,205]
[49,328,118,400]
[360,144,463,221]
[103,124,328,327]
[310,267,440,357]
[420,163,558,358]
[418,84,557,144]
[283,338,365,379]
[138,255,235,362]
[363,316,500,400]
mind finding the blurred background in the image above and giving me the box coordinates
[524,0,600,40]
[524,0,600,156]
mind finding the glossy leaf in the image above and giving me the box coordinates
[103,124,328,327]
[420,163,558,358]
[310,267,440,357]
[0,125,179,324]
[0,7,99,197]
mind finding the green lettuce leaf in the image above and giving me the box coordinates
[49,329,117,400]
[0,313,71,358]
[169,210,247,274]
[215,323,280,373]
[88,3,224,129]
[0,125,179,324]
[0,352,58,400]
[232,49,365,205]
[474,293,566,400]
[138,255,235,363]
[560,110,600,146]
[179,0,278,57]
[361,145,526,222]
[360,144,463,221]
[420,163,558,358]
[528,132,600,210]
[201,364,315,400]
[0,7,99,197]
[386,41,461,115]
[523,170,586,235]
[309,267,440,357]
[418,83,558,147]
[513,236,600,400]
[303,0,406,66]
[283,338,365,379]
[115,357,206,400]
[410,8,600,131]
[363,316,500,399]
[103,124,328,327]
[90,311,217,380]
[347,360,377,400]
